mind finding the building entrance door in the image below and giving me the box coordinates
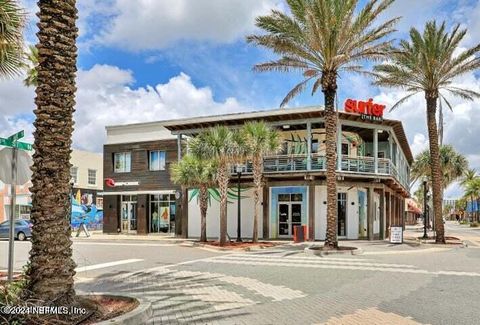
[278,193,303,237]
[338,192,347,236]
[121,196,137,233]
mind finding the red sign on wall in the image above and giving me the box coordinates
[344,98,385,121]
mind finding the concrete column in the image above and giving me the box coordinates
[373,128,378,173]
[367,187,374,240]
[181,187,189,238]
[308,182,315,240]
[177,134,182,161]
[379,189,385,240]
[337,122,342,171]
[307,121,312,170]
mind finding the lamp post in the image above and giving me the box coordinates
[235,164,244,242]
[422,178,428,239]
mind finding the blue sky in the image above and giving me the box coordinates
[2,0,480,198]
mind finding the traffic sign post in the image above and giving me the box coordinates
[0,131,32,282]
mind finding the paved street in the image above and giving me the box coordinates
[1,222,480,324]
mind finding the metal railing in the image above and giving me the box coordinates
[233,154,408,189]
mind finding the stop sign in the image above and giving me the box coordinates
[0,148,33,185]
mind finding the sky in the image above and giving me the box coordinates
[1,0,480,198]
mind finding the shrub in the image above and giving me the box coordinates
[470,222,479,228]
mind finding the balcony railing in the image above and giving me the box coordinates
[233,154,408,189]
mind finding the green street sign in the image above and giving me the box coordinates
[15,142,32,151]
[7,130,24,143]
[0,138,13,147]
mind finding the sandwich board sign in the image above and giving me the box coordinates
[390,226,403,244]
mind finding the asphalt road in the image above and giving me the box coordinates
[1,222,479,324]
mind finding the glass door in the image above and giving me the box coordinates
[278,203,290,237]
[291,203,302,235]
[121,202,129,232]
[338,192,347,236]
[121,196,137,233]
[129,202,137,232]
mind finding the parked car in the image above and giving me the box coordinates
[0,219,32,241]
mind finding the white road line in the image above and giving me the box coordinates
[363,247,451,255]
[205,259,480,277]
[73,242,176,247]
[75,259,144,273]
[216,255,417,268]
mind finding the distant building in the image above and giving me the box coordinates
[443,198,458,211]
[0,149,103,226]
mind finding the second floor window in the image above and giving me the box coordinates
[70,167,78,184]
[114,152,131,173]
[149,150,166,171]
[88,169,97,185]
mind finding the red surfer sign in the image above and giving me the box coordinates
[344,98,385,121]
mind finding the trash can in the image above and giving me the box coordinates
[293,225,308,243]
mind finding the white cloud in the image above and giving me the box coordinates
[73,66,249,152]
[92,0,279,51]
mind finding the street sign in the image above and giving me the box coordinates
[0,148,33,185]
[390,226,403,244]
[15,142,32,151]
[7,130,24,142]
[0,138,13,147]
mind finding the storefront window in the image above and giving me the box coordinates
[150,194,176,233]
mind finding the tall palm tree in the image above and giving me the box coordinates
[23,44,38,86]
[189,126,244,246]
[464,178,480,222]
[0,0,26,78]
[411,145,469,189]
[374,21,480,243]
[171,155,216,242]
[247,0,398,248]
[26,0,78,304]
[242,121,281,242]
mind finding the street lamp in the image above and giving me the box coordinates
[235,164,245,242]
[422,177,428,239]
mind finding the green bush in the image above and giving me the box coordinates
[460,220,469,224]
[470,222,479,228]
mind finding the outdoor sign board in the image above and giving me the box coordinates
[344,98,386,122]
[390,226,403,244]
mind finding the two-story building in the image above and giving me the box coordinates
[103,104,413,241]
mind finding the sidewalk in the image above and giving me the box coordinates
[71,230,191,242]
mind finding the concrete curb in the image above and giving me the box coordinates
[90,293,152,325]
[187,241,283,252]
[304,246,364,256]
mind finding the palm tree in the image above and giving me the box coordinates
[189,126,244,246]
[242,121,281,242]
[247,0,398,248]
[23,44,38,86]
[463,177,480,222]
[411,145,469,189]
[0,0,26,78]
[461,169,477,221]
[374,21,480,243]
[26,0,78,304]
[171,155,216,242]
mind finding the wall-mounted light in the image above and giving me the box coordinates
[323,201,327,205]
[378,129,384,134]
[282,125,290,129]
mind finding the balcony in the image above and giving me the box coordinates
[235,154,409,189]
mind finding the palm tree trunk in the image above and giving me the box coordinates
[199,185,208,242]
[217,166,229,246]
[426,96,445,244]
[252,156,262,243]
[322,72,338,249]
[26,0,78,304]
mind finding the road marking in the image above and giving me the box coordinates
[219,255,416,268]
[73,242,177,247]
[75,259,143,273]
[363,247,451,255]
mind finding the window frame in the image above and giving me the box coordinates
[149,150,166,171]
[114,152,131,173]
[87,169,97,186]
[70,166,78,185]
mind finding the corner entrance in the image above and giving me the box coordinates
[121,195,137,233]
[278,193,303,237]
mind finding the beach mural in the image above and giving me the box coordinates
[70,189,103,230]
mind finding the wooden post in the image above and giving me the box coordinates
[379,188,385,240]
[308,182,315,240]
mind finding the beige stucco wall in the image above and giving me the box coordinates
[70,150,103,190]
